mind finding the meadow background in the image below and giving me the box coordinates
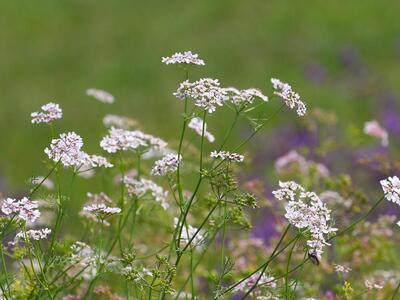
[0,1,399,205]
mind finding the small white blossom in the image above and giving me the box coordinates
[271,78,306,116]
[1,197,41,223]
[151,153,181,176]
[162,51,205,66]
[380,176,400,205]
[124,177,169,209]
[103,114,137,129]
[86,88,114,104]
[210,150,244,162]
[83,203,121,217]
[188,117,215,142]
[275,150,329,177]
[364,120,389,147]
[364,279,384,290]
[68,241,98,280]
[31,102,63,124]
[174,78,227,113]
[174,218,204,247]
[11,228,51,245]
[232,272,276,296]
[224,87,268,106]
[31,176,54,190]
[334,264,351,274]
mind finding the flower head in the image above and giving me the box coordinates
[151,153,181,176]
[188,117,215,142]
[86,88,114,104]
[271,78,306,116]
[174,218,204,247]
[210,151,244,163]
[232,272,276,296]
[380,176,400,205]
[1,197,41,223]
[124,177,169,209]
[103,114,137,129]
[224,87,268,106]
[83,203,121,218]
[31,102,62,124]
[11,228,51,245]
[162,51,205,66]
[364,120,389,147]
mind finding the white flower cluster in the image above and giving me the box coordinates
[45,132,113,169]
[232,272,276,295]
[275,150,329,177]
[31,176,54,190]
[83,203,121,216]
[31,102,63,124]
[124,177,169,209]
[334,264,351,274]
[271,78,306,116]
[100,127,167,154]
[174,78,227,113]
[380,176,400,205]
[364,120,389,147]
[162,51,205,66]
[210,150,244,162]
[10,228,51,245]
[188,117,215,142]
[151,153,181,176]
[1,197,40,223]
[174,218,204,247]
[69,241,97,280]
[273,181,337,258]
[103,114,137,129]
[86,88,114,104]
[224,87,268,106]
[364,279,384,290]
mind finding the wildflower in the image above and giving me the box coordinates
[86,88,114,104]
[10,228,51,245]
[82,203,121,219]
[224,87,268,106]
[174,218,204,247]
[103,114,137,129]
[69,241,97,280]
[270,78,306,116]
[124,177,169,209]
[273,181,337,258]
[100,127,167,154]
[364,279,384,290]
[334,264,351,274]
[397,220,400,227]
[174,78,227,113]
[162,51,205,66]
[31,176,54,190]
[151,153,181,176]
[380,176,400,205]
[210,150,244,162]
[364,120,389,146]
[275,150,329,177]
[1,197,41,223]
[188,117,215,142]
[31,102,63,124]
[86,192,113,204]
[232,272,276,295]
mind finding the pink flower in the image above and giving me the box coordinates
[364,120,389,146]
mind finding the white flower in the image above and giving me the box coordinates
[31,102,63,124]
[82,203,121,217]
[124,177,169,209]
[103,114,137,129]
[380,176,400,205]
[69,241,97,280]
[232,272,276,295]
[151,153,181,176]
[271,78,306,116]
[364,279,384,290]
[174,218,204,247]
[364,120,389,147]
[31,176,54,190]
[11,228,51,245]
[224,87,268,106]
[86,88,114,104]
[174,78,227,113]
[273,181,337,258]
[188,117,215,142]
[1,197,40,223]
[210,151,244,162]
[334,264,351,274]
[275,150,329,177]
[397,220,400,227]
[100,127,167,154]
[162,51,205,66]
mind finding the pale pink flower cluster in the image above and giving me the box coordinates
[151,153,181,176]
[162,51,205,66]
[174,218,204,247]
[124,177,169,209]
[270,78,306,116]
[334,264,351,274]
[86,88,114,104]
[273,181,337,258]
[275,150,329,177]
[11,228,51,245]
[380,176,400,205]
[232,272,276,295]
[224,87,268,106]
[188,117,215,143]
[83,203,121,216]
[174,78,227,113]
[364,279,384,290]
[210,150,244,162]
[45,132,113,169]
[1,197,40,223]
[103,114,137,129]
[100,127,167,154]
[80,192,115,225]
[31,102,63,124]
[364,120,389,147]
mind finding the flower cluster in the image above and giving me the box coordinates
[11,228,51,245]
[31,102,63,124]
[232,272,276,295]
[210,150,244,162]
[224,87,268,106]
[188,117,215,142]
[86,88,115,104]
[69,241,97,280]
[334,264,351,274]
[275,150,329,177]
[103,114,137,129]
[381,176,400,205]
[1,197,40,223]
[174,78,227,113]
[124,177,169,209]
[162,51,205,66]
[151,153,181,176]
[364,120,389,147]
[174,218,204,247]
[273,181,337,258]
[270,78,306,116]
[100,127,167,153]
[82,203,121,217]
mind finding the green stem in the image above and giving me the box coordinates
[391,280,400,300]
[285,237,298,299]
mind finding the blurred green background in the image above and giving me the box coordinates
[1,0,400,193]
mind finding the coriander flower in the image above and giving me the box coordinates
[103,114,137,129]
[364,279,384,290]
[271,78,306,116]
[364,120,389,147]
[162,51,205,66]
[380,176,400,205]
[10,228,51,245]
[210,150,244,163]
[86,88,114,104]
[275,150,329,177]
[188,117,215,142]
[151,153,181,176]
[82,203,121,218]
[124,177,169,209]
[31,176,54,190]
[334,264,351,274]
[31,102,62,124]
[224,87,268,106]
[174,78,227,113]
[174,218,204,247]
[1,197,41,223]
[232,272,276,296]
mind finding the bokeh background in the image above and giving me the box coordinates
[1,0,399,197]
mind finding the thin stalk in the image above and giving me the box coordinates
[284,237,298,299]
[391,280,400,300]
